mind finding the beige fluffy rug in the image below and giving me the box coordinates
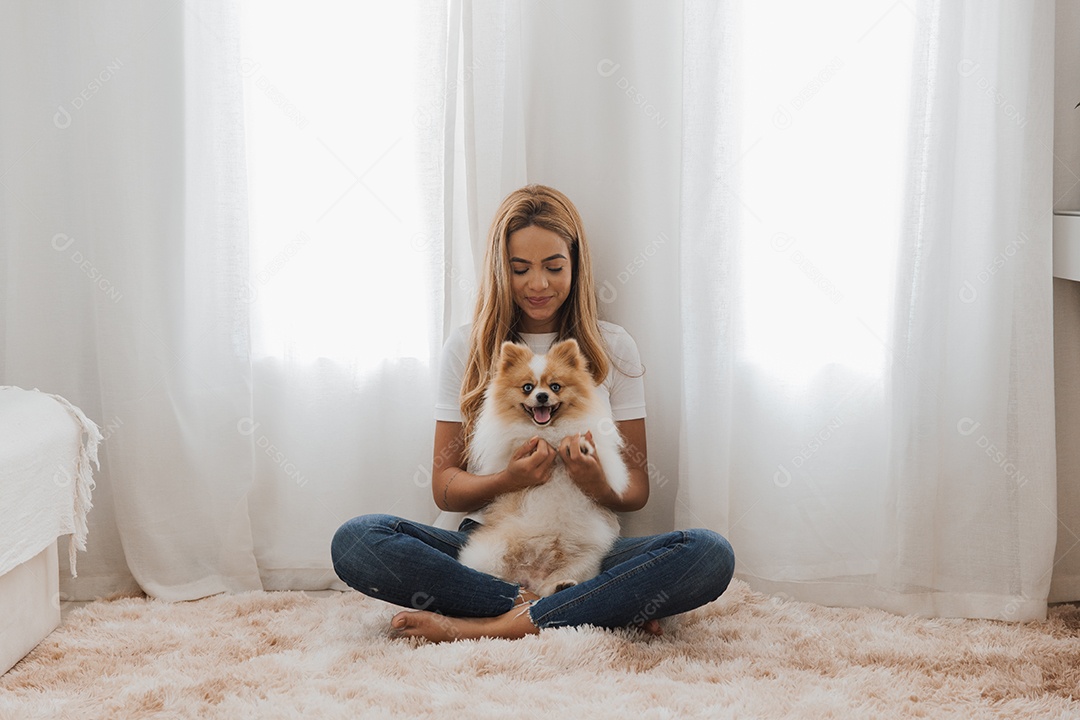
[3,579,1080,719]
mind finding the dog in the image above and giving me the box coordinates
[456,338,630,597]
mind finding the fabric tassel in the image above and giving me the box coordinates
[2,386,102,577]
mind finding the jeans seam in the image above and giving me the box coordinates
[405,519,522,604]
[395,518,468,552]
[340,519,405,586]
[358,516,519,614]
[532,531,690,627]
[605,535,674,568]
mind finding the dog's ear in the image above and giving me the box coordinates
[497,341,532,374]
[547,339,588,373]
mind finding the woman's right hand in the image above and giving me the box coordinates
[504,436,557,490]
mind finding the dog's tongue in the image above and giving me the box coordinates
[533,406,552,424]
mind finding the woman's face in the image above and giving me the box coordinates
[507,225,573,334]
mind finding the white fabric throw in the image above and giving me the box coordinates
[0,387,100,577]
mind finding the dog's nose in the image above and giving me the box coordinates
[536,392,549,404]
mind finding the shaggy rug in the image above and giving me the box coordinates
[3,580,1080,719]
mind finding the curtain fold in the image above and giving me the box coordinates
[509,0,685,537]
[460,0,529,265]
[239,0,456,590]
[676,0,1056,619]
[0,0,260,601]
[881,0,1056,618]
[676,0,742,544]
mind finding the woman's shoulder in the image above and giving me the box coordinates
[597,320,637,350]
[596,320,643,379]
[440,323,473,365]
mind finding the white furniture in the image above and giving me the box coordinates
[1054,212,1080,282]
[0,387,99,675]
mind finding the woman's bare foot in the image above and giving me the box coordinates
[390,590,541,643]
[388,589,664,642]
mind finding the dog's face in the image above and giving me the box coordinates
[489,339,594,427]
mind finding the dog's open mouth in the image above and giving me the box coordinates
[523,403,560,425]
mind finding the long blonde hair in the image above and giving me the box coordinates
[460,185,610,444]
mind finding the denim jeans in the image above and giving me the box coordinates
[331,514,735,630]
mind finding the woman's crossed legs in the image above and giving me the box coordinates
[331,514,735,642]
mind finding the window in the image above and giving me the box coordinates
[738,2,914,379]
[241,1,434,368]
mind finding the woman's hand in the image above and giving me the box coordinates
[559,431,615,505]
[433,421,555,511]
[504,436,557,491]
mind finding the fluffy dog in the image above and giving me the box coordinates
[457,339,630,597]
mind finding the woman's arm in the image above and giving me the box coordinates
[559,418,650,513]
[431,421,557,512]
[613,418,650,512]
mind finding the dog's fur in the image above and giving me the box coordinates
[457,339,630,597]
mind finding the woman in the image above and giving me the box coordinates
[331,185,734,641]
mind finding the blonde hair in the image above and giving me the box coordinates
[460,185,610,444]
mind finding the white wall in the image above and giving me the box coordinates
[1051,0,1080,601]
[1055,0,1080,211]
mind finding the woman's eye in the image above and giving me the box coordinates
[513,269,527,275]
[546,267,563,273]
[550,383,561,393]
[522,383,534,393]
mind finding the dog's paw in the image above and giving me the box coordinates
[578,438,594,456]
[534,579,579,597]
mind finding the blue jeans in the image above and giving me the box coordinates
[331,514,735,630]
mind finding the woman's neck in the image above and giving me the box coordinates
[516,314,561,335]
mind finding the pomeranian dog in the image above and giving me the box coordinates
[456,338,630,597]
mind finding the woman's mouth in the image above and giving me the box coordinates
[526,296,551,307]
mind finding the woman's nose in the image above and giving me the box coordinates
[527,271,548,289]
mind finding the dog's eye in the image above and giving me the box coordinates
[549,383,561,393]
[522,383,534,394]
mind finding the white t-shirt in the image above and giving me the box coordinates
[434,320,647,424]
[429,321,647,531]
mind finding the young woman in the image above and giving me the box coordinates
[331,185,734,641]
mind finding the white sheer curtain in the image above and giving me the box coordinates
[678,0,1056,619]
[1,1,1061,618]
[455,0,1057,619]
[0,1,260,600]
[458,0,685,537]
[1,0,456,601]
[879,1,1056,618]
[238,0,456,590]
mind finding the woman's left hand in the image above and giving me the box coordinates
[559,431,614,505]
